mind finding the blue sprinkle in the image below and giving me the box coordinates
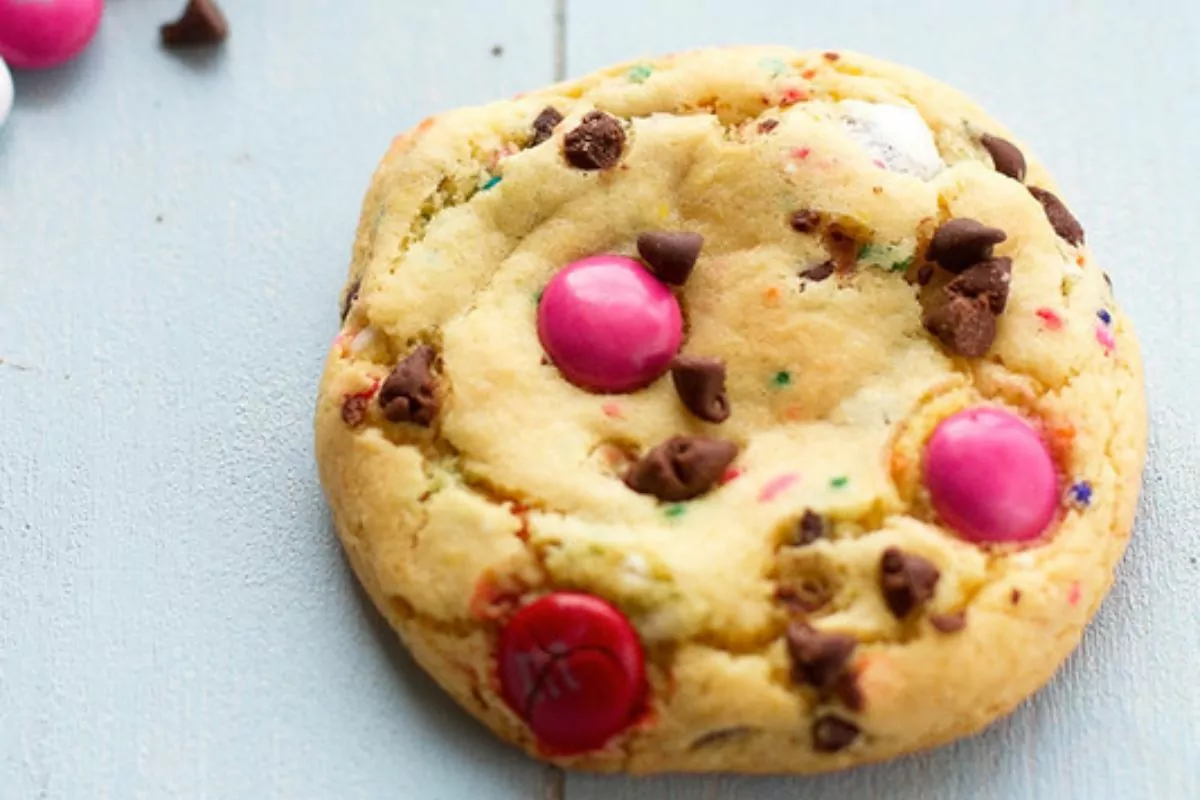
[1067,480,1093,508]
[1097,308,1112,325]
[481,175,502,191]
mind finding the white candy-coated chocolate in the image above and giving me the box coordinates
[839,100,944,180]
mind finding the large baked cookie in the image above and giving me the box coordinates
[315,47,1146,774]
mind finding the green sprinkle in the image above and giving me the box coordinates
[628,64,653,84]
[857,243,874,260]
[759,57,788,78]
[889,255,914,273]
[533,288,544,304]
[480,174,502,191]
[830,476,849,489]
[664,504,686,518]
[773,370,792,387]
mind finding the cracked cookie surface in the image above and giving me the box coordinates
[315,46,1146,774]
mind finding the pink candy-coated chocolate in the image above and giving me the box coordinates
[924,407,1058,543]
[0,0,103,69]
[538,255,682,393]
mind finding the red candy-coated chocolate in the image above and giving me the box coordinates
[0,0,104,69]
[537,255,682,393]
[923,407,1058,543]
[498,592,645,754]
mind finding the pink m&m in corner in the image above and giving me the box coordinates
[0,0,104,70]
[538,255,682,393]
[923,406,1058,544]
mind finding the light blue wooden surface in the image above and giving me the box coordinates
[0,2,1196,798]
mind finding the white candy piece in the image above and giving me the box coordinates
[0,56,12,129]
[839,100,943,180]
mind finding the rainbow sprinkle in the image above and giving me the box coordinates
[1067,581,1082,607]
[627,64,653,83]
[830,476,849,489]
[758,473,800,503]
[1035,308,1064,330]
[601,402,623,419]
[759,58,788,78]
[480,175,502,191]
[1096,323,1116,355]
[772,370,792,387]
[664,504,686,518]
[1067,480,1093,508]
[720,467,743,485]
[1097,308,1112,325]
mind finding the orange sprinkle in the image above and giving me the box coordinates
[784,404,805,421]
[763,286,782,307]
[1076,253,1086,267]
[801,68,817,80]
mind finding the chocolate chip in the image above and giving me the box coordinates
[379,345,437,426]
[946,257,1012,314]
[529,106,564,147]
[789,210,821,233]
[916,263,935,286]
[832,672,865,712]
[800,261,835,282]
[927,219,1007,273]
[1028,186,1084,245]
[625,436,738,502]
[670,356,730,423]
[757,119,780,134]
[563,111,625,170]
[812,715,858,753]
[1010,588,1022,605]
[786,621,856,691]
[929,611,966,633]
[341,395,369,427]
[824,224,862,269]
[980,133,1026,182]
[160,0,228,49]
[637,231,704,285]
[922,294,996,357]
[793,510,826,545]
[341,278,362,322]
[879,547,940,618]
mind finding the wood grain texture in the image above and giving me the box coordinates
[564,1,1200,798]
[0,1,1197,798]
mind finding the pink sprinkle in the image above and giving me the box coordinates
[872,158,887,170]
[601,402,623,419]
[1095,323,1115,355]
[1035,308,1064,330]
[780,87,809,106]
[1067,581,1082,607]
[758,473,800,503]
[791,146,811,160]
[720,467,743,485]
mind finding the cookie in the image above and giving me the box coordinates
[315,47,1146,774]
